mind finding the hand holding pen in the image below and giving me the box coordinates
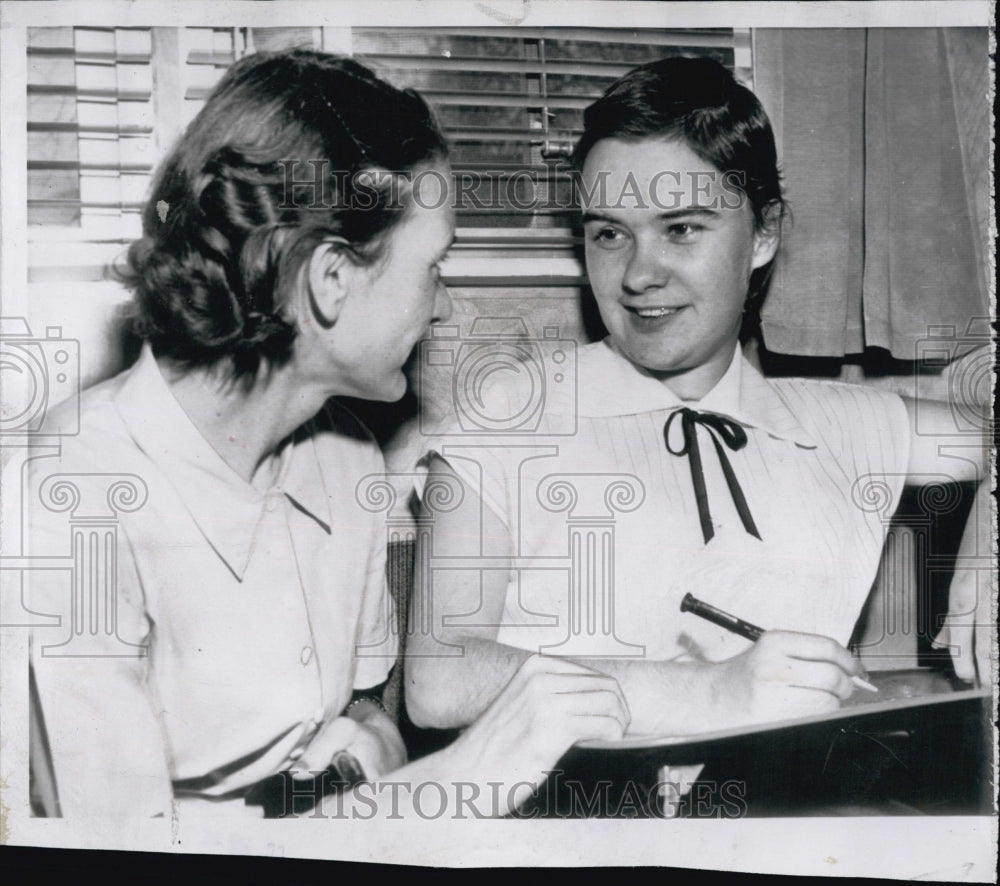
[681,593,878,694]
[679,593,877,727]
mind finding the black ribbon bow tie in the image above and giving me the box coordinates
[664,408,761,545]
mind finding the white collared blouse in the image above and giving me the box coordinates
[28,345,395,818]
[423,339,910,664]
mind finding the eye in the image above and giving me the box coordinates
[589,226,629,250]
[666,222,702,242]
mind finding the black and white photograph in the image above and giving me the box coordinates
[0,0,995,878]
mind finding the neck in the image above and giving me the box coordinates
[647,344,739,403]
[160,356,328,484]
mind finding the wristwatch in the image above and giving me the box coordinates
[244,750,369,817]
[330,749,368,789]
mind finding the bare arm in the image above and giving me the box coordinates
[901,395,990,483]
[323,654,630,818]
[932,476,995,682]
[404,454,527,727]
[405,457,867,737]
[900,377,993,680]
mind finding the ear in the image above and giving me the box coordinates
[750,204,781,271]
[304,239,360,329]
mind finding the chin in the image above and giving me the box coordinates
[621,346,683,374]
[373,374,408,403]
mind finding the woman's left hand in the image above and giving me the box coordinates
[343,699,408,778]
[294,702,407,780]
[932,478,993,683]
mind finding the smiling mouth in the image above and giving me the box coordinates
[628,306,681,319]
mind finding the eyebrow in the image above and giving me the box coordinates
[581,208,720,225]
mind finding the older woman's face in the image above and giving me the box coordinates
[580,137,776,399]
[325,162,455,402]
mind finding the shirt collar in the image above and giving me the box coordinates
[114,345,332,579]
[576,338,817,447]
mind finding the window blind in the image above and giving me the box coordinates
[27,26,245,285]
[356,28,745,235]
[26,26,750,289]
[27,27,154,243]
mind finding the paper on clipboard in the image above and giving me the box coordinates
[577,669,988,750]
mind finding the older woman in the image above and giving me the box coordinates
[406,57,990,737]
[28,48,627,821]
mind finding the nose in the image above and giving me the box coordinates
[621,237,670,296]
[431,280,453,324]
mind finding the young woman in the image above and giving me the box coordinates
[406,57,990,737]
[27,48,628,821]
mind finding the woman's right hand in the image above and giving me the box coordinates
[708,630,865,728]
[439,654,630,814]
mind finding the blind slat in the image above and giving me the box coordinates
[363,54,647,77]
[354,27,734,48]
[29,199,146,210]
[28,48,151,65]
[29,161,153,172]
[422,90,600,109]
[185,51,239,67]
[28,85,152,101]
[28,122,153,135]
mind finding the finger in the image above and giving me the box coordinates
[757,657,854,699]
[533,655,612,677]
[947,621,977,681]
[344,726,396,781]
[974,627,990,685]
[568,711,628,743]
[510,652,564,683]
[763,630,862,677]
[513,660,630,722]
[552,684,631,734]
[948,584,978,614]
[762,683,842,719]
[548,672,631,722]
[298,716,358,771]
[930,624,951,649]
[934,615,978,681]
[571,687,631,728]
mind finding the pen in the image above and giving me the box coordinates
[680,592,878,693]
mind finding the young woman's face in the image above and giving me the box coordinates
[327,162,455,402]
[580,137,776,399]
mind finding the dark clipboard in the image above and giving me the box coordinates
[538,670,994,818]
